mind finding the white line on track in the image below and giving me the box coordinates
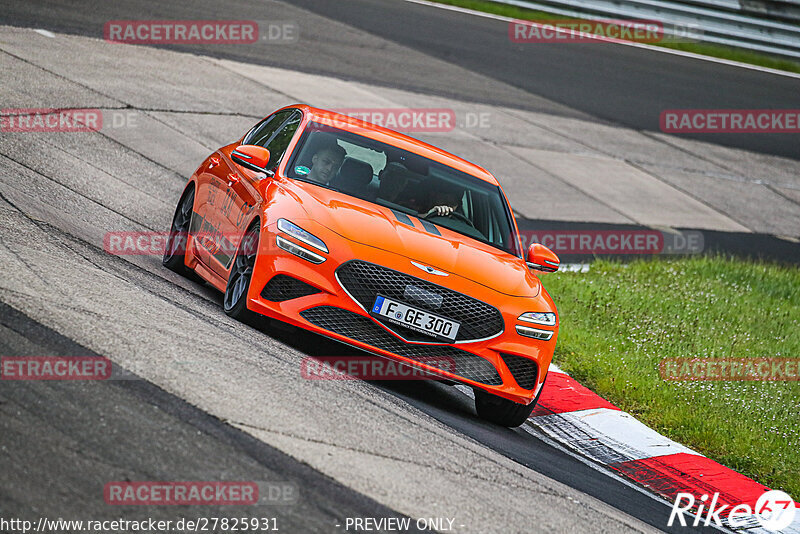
[534,407,702,461]
[399,0,800,80]
[33,29,55,38]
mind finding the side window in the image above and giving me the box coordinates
[243,110,293,147]
[264,111,302,168]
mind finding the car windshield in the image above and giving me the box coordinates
[286,122,520,256]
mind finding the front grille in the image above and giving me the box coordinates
[500,353,538,390]
[300,306,502,385]
[336,260,504,342]
[261,275,320,302]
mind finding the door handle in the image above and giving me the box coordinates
[208,156,220,169]
[227,173,239,187]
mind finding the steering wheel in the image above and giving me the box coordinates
[426,210,476,229]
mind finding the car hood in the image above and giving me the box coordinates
[289,182,540,297]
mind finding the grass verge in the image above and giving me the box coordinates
[427,0,800,74]
[542,256,800,497]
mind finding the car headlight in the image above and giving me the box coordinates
[518,312,556,326]
[277,219,328,253]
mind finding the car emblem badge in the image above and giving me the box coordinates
[410,261,448,276]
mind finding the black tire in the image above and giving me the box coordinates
[223,225,261,326]
[163,186,201,281]
[474,374,547,427]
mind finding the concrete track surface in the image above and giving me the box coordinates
[2,0,800,160]
[0,1,797,532]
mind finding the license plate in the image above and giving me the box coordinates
[371,295,460,343]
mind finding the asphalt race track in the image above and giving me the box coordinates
[0,303,429,533]
[2,0,799,159]
[0,1,798,533]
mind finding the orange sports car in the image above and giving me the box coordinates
[163,105,561,426]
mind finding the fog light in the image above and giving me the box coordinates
[276,235,326,264]
[515,325,553,341]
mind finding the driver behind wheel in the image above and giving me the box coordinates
[422,182,463,219]
[307,140,347,185]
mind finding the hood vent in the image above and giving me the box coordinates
[391,209,415,227]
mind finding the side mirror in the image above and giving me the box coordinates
[231,145,273,175]
[527,243,560,272]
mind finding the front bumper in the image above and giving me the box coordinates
[246,222,557,405]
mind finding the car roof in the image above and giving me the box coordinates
[290,105,500,186]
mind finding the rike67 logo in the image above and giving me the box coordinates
[669,490,796,531]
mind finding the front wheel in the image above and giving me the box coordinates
[474,374,547,427]
[223,225,261,326]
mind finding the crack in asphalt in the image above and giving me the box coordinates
[639,130,800,192]
[228,419,565,497]
[627,160,756,233]
[46,142,178,206]
[42,120,190,186]
[0,189,229,333]
[205,57,311,104]
[505,106,800,193]
[0,190,309,366]
[0,154,156,231]
[0,48,126,106]
[0,190,96,287]
[0,237,50,288]
[0,287,107,321]
[491,142,637,224]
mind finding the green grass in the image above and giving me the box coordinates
[541,256,800,497]
[429,0,800,74]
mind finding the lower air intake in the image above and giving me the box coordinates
[300,306,502,386]
[261,275,320,302]
[499,353,538,390]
